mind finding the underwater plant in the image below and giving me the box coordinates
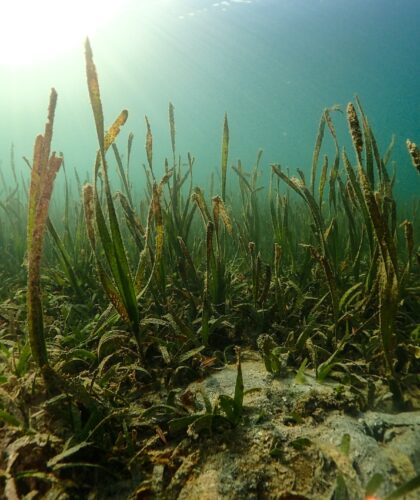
[26,89,62,381]
[406,139,420,174]
[346,100,402,403]
[0,37,418,499]
[83,38,164,350]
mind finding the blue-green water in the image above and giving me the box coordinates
[1,0,419,197]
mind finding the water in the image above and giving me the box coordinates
[0,0,419,196]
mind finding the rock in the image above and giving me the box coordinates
[176,356,420,499]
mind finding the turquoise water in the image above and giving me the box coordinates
[0,0,419,197]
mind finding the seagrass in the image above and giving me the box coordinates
[26,89,63,372]
[221,113,229,202]
[406,140,420,173]
[169,102,176,163]
[0,44,415,480]
[347,102,363,161]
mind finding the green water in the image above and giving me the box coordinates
[0,0,419,198]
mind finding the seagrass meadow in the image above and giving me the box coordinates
[0,37,420,499]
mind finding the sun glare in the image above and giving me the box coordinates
[0,0,127,66]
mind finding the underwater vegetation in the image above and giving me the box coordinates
[0,39,419,498]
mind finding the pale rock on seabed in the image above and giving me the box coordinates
[169,355,420,499]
